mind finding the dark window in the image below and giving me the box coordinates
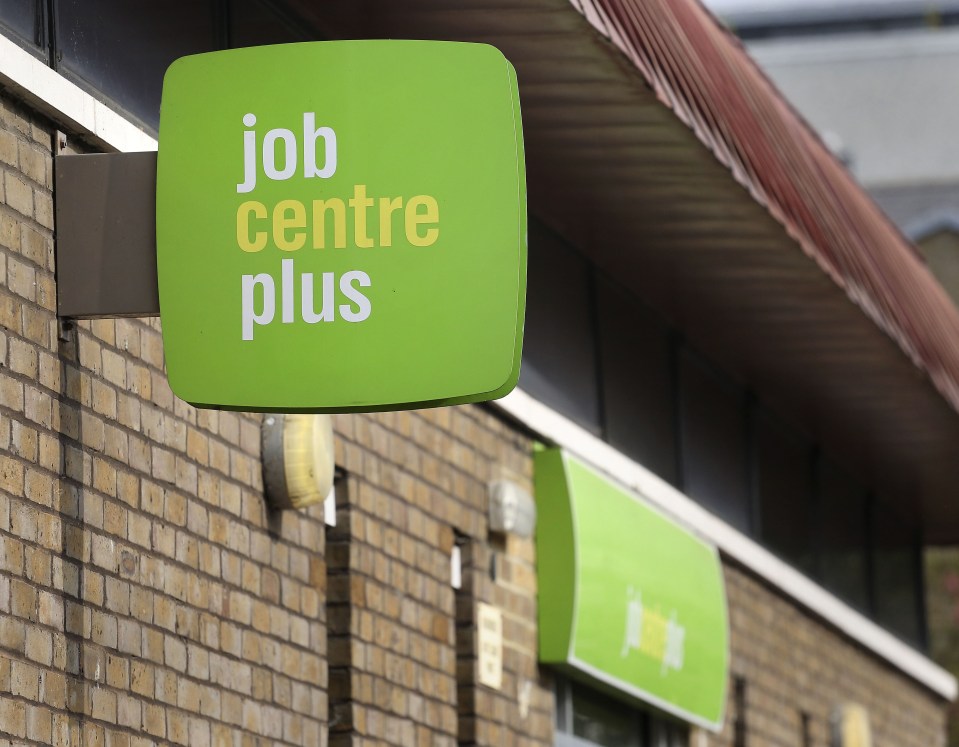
[733,678,747,747]
[520,221,601,435]
[872,500,923,646]
[1,1,322,131]
[756,412,814,574]
[679,349,750,532]
[0,0,43,52]
[801,712,812,747]
[570,684,641,747]
[649,719,686,747]
[229,0,308,48]
[817,459,869,611]
[56,0,217,129]
[554,677,687,747]
[596,275,677,484]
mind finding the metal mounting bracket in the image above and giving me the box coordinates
[55,151,159,318]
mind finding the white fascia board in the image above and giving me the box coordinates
[496,387,958,701]
[0,33,157,153]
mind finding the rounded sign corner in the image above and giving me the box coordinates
[164,366,209,413]
[488,358,523,403]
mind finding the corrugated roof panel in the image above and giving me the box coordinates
[580,0,959,416]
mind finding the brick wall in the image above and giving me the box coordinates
[695,560,949,747]
[456,534,553,746]
[326,408,552,747]
[0,92,328,746]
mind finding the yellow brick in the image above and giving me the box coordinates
[35,273,55,311]
[8,335,38,377]
[141,329,164,368]
[140,628,164,666]
[89,318,115,345]
[0,376,24,414]
[114,319,140,355]
[37,434,59,472]
[11,660,40,699]
[20,145,47,187]
[152,447,175,482]
[81,570,104,605]
[19,224,50,268]
[0,128,16,165]
[20,302,49,346]
[22,467,51,506]
[91,687,117,724]
[165,491,187,526]
[20,140,49,187]
[24,385,52,428]
[34,511,59,551]
[91,379,117,418]
[117,693,140,729]
[162,708,187,745]
[24,544,50,586]
[0,611,25,650]
[128,513,152,548]
[105,653,128,689]
[128,361,152,398]
[24,626,52,666]
[116,471,138,507]
[0,698,26,739]
[4,171,33,217]
[37,590,63,629]
[117,393,141,430]
[91,458,117,498]
[34,190,53,229]
[79,410,105,452]
[103,501,126,537]
[43,671,67,709]
[101,349,126,387]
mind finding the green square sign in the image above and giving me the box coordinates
[156,41,526,411]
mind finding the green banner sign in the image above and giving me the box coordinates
[156,41,526,411]
[535,449,728,730]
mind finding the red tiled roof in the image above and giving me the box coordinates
[576,0,959,413]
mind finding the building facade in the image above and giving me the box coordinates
[1,1,958,746]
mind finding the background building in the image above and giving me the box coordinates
[1,1,958,746]
[711,0,959,300]
[706,3,959,741]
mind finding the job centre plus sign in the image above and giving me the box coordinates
[156,41,526,412]
[235,112,443,340]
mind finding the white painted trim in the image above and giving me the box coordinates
[496,388,958,701]
[0,33,157,153]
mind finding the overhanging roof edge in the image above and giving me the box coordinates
[573,0,959,418]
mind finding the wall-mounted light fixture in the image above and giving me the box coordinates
[261,414,334,511]
[832,704,872,747]
[488,479,536,538]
